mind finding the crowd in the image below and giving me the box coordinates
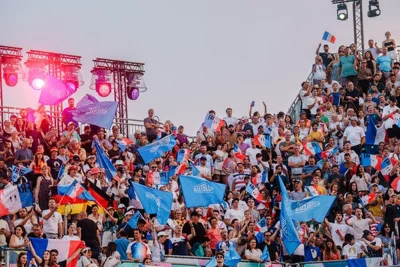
[0,31,400,267]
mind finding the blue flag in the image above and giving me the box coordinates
[11,165,32,183]
[176,149,186,163]
[224,246,241,266]
[94,140,116,181]
[290,195,336,223]
[205,257,217,267]
[127,180,137,200]
[137,135,176,164]
[116,140,127,152]
[179,175,225,208]
[261,246,270,262]
[132,183,173,225]
[57,164,65,179]
[278,176,301,255]
[76,94,99,109]
[189,161,200,176]
[39,75,75,105]
[73,99,118,129]
[127,211,143,229]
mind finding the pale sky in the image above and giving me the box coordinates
[1,0,400,135]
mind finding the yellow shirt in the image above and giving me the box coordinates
[307,131,324,149]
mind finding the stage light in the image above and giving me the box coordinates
[128,87,140,100]
[62,65,83,92]
[31,77,45,90]
[126,72,147,100]
[337,3,348,21]
[368,0,381,17]
[96,82,112,97]
[64,80,79,92]
[1,58,24,87]
[3,71,18,87]
[24,61,47,90]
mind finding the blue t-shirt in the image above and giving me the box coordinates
[376,55,392,72]
[114,237,130,261]
[62,107,78,126]
[304,244,321,262]
[339,55,358,77]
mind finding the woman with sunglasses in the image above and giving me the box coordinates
[378,223,395,256]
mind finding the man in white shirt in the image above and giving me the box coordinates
[41,198,63,239]
[246,141,261,166]
[342,234,363,259]
[197,157,212,180]
[345,208,376,241]
[343,117,365,155]
[299,81,311,117]
[307,87,323,120]
[223,108,238,127]
[338,141,360,165]
[224,198,244,227]
[324,212,351,248]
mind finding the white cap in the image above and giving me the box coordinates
[157,231,168,237]
[115,160,124,165]
[118,204,126,209]
[126,206,135,211]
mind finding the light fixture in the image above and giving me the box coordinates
[3,66,18,87]
[1,57,24,87]
[90,69,113,97]
[24,61,47,90]
[337,3,348,21]
[126,72,147,100]
[368,0,381,17]
[62,65,83,93]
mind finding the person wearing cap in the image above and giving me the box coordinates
[86,167,102,189]
[69,138,86,163]
[57,145,70,164]
[343,116,365,155]
[196,156,212,181]
[149,219,170,262]
[61,121,81,144]
[46,147,63,179]
[77,247,97,267]
[360,229,382,257]
[59,164,83,185]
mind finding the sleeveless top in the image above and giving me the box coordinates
[384,41,395,51]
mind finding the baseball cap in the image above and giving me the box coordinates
[118,204,126,209]
[82,247,91,253]
[89,167,101,175]
[115,160,124,165]
[157,231,168,237]
[200,156,207,161]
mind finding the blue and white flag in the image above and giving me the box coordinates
[179,175,225,208]
[138,135,176,164]
[0,184,33,216]
[11,165,32,183]
[73,98,118,129]
[189,161,200,176]
[94,140,116,181]
[366,116,386,145]
[39,75,75,105]
[347,257,382,267]
[278,177,301,255]
[127,211,144,229]
[205,257,217,267]
[224,246,241,266]
[132,182,173,225]
[76,94,99,109]
[290,195,336,223]
[57,164,65,179]
[261,246,270,262]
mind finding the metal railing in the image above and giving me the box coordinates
[3,248,27,267]
[286,71,313,123]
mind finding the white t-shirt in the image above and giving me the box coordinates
[246,147,261,166]
[197,166,211,178]
[62,235,80,241]
[307,97,323,115]
[14,219,35,234]
[223,116,238,127]
[329,222,350,247]
[300,89,311,109]
[343,126,365,146]
[0,220,10,246]
[342,242,363,259]
[351,218,372,240]
[42,210,62,235]
[224,209,244,223]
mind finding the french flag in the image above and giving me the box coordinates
[116,138,133,151]
[255,217,268,233]
[57,180,95,202]
[321,146,339,159]
[322,31,336,44]
[0,184,33,217]
[177,149,191,163]
[233,144,246,160]
[253,134,272,149]
[28,238,85,267]
[303,142,322,158]
[361,192,377,206]
[391,176,400,191]
[347,257,382,267]
[366,116,386,145]
[203,113,224,132]
[246,183,263,202]
[306,185,320,197]
[381,157,397,182]
[361,154,383,170]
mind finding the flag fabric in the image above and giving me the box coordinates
[361,153,383,170]
[28,238,85,267]
[381,157,397,182]
[205,257,217,267]
[256,217,268,233]
[138,135,177,164]
[189,161,200,176]
[57,179,95,202]
[254,134,272,149]
[261,246,270,262]
[224,245,241,266]
[361,192,378,206]
[322,31,336,43]
[278,177,301,255]
[347,257,382,267]
[289,195,336,223]
[72,98,118,129]
[11,165,32,183]
[203,113,224,132]
[54,194,89,215]
[76,93,99,109]
[87,180,117,210]
[366,116,386,145]
[176,149,190,163]
[302,142,322,158]
[246,183,263,202]
[306,185,320,197]
[391,177,400,191]
[57,164,65,179]
[0,184,33,216]
[131,182,173,225]
[127,180,137,200]
[94,140,117,181]
[233,144,246,160]
[321,146,339,159]
[127,211,144,229]
[39,75,75,105]
[179,175,225,208]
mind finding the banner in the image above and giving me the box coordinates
[94,140,117,181]
[179,175,225,208]
[290,195,336,223]
[72,99,118,129]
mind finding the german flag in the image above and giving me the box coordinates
[87,180,117,211]
[54,195,91,215]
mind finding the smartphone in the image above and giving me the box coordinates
[251,101,255,107]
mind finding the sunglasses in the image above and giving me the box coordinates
[216,256,224,259]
